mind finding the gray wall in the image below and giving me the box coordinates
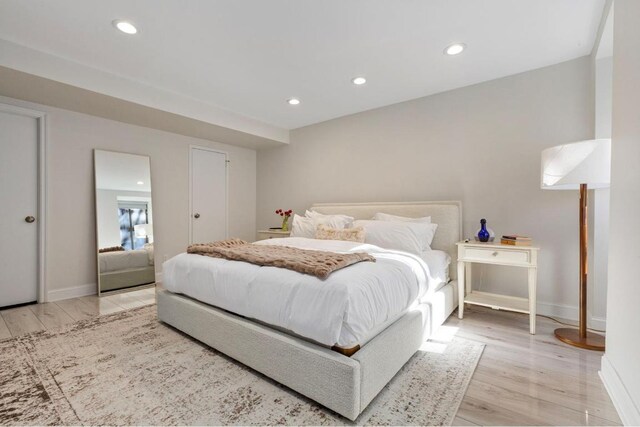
[257,57,594,317]
[0,95,257,300]
[590,55,613,327]
[604,0,640,421]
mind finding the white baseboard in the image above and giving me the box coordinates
[590,315,607,331]
[537,300,578,319]
[537,301,606,331]
[47,283,97,302]
[600,354,640,425]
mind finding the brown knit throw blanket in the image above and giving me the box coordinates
[187,238,375,279]
[99,246,125,253]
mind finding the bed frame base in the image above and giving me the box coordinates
[157,289,434,420]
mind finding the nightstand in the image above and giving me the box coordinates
[257,229,291,240]
[456,241,540,334]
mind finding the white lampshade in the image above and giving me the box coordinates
[134,223,153,238]
[541,139,611,190]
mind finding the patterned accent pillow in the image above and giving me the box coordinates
[315,224,366,243]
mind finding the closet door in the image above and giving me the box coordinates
[190,147,227,243]
[0,109,39,307]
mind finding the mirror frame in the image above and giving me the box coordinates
[93,149,155,296]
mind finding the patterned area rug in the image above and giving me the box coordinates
[0,305,483,426]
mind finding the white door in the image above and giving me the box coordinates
[0,109,39,308]
[190,147,227,243]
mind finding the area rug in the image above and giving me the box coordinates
[0,305,483,426]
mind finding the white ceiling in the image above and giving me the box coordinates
[0,0,605,130]
[95,150,152,192]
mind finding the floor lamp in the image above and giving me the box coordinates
[541,138,611,351]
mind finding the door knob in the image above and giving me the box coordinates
[194,213,200,219]
[25,216,36,223]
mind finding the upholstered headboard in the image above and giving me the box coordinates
[310,201,462,279]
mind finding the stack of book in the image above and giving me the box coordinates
[501,235,532,246]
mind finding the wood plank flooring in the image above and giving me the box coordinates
[28,302,75,329]
[446,306,620,425]
[0,286,155,335]
[0,289,621,426]
[1,305,47,336]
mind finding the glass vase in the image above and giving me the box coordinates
[477,219,490,242]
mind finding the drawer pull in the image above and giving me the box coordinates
[492,251,499,256]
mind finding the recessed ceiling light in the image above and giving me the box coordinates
[113,20,138,35]
[287,98,301,106]
[137,181,144,185]
[444,43,466,55]
[352,77,367,85]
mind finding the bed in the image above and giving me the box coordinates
[98,246,155,292]
[157,201,461,420]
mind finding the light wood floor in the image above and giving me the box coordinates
[448,306,620,426]
[0,289,621,426]
[0,286,155,339]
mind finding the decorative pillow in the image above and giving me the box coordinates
[315,224,366,243]
[291,212,355,238]
[372,212,431,223]
[353,220,438,255]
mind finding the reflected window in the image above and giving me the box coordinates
[118,201,148,250]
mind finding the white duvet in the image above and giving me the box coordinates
[162,237,449,347]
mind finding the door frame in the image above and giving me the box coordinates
[188,145,229,244]
[0,102,48,303]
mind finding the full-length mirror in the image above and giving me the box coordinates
[94,150,155,295]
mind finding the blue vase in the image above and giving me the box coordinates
[478,219,490,242]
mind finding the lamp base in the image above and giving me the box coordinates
[554,328,605,351]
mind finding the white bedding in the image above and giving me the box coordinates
[163,237,449,347]
[99,249,152,273]
[163,237,446,348]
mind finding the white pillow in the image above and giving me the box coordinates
[305,210,354,227]
[420,249,451,283]
[143,243,154,265]
[290,213,355,238]
[353,220,438,255]
[290,214,315,238]
[372,212,431,223]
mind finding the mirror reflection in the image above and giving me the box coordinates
[94,150,155,294]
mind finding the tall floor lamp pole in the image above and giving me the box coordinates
[541,139,611,351]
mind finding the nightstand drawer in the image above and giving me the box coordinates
[464,247,530,264]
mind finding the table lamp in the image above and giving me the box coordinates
[134,223,154,243]
[541,138,611,350]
